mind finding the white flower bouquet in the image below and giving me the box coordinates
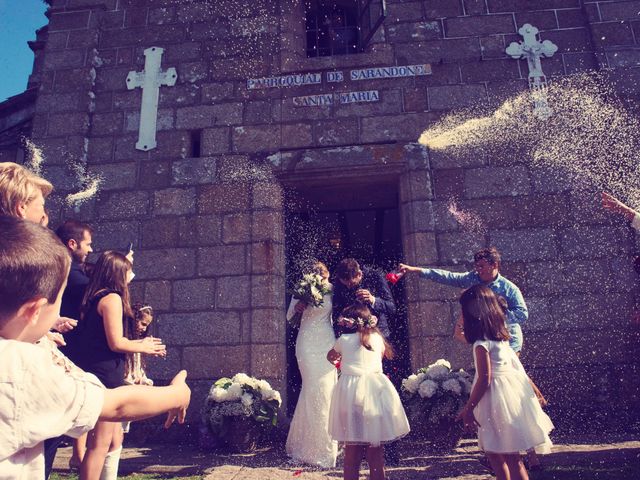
[202,373,282,449]
[288,273,332,327]
[401,359,472,449]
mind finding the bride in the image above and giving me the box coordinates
[285,261,338,468]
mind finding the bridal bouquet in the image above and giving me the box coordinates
[288,273,332,328]
[202,373,282,450]
[402,359,472,425]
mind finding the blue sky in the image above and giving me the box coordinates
[0,0,48,101]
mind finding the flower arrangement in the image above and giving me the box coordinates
[401,359,472,448]
[288,273,332,327]
[202,373,282,450]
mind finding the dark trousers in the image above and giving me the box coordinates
[43,435,65,479]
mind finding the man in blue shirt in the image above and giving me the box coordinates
[399,247,527,352]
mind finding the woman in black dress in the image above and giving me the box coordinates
[72,251,166,480]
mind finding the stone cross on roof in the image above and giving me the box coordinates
[126,46,177,151]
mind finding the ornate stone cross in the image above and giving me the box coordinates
[126,46,177,151]
[506,24,558,119]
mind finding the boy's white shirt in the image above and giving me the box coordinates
[0,337,105,480]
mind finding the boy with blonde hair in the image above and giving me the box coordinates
[0,216,190,479]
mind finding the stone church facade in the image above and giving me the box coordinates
[2,0,640,425]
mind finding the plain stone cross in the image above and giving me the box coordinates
[506,24,558,119]
[126,46,177,151]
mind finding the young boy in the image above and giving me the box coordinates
[0,216,190,479]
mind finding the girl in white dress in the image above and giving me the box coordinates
[456,285,554,480]
[285,261,338,467]
[327,304,409,480]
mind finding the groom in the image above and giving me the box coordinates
[332,258,396,338]
[332,258,401,464]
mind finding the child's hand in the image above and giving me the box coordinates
[164,370,190,429]
[141,336,166,357]
[327,349,341,364]
[53,317,78,333]
[453,316,466,343]
[456,406,479,431]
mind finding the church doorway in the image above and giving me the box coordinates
[283,180,409,415]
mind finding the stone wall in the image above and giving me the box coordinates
[29,0,640,424]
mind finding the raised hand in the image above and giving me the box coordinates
[602,192,636,220]
[397,263,423,275]
[53,317,78,333]
[356,288,374,305]
[141,336,166,357]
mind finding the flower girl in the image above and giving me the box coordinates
[327,304,409,480]
[456,285,554,480]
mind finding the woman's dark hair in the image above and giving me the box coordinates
[459,285,510,344]
[341,303,394,360]
[81,250,133,321]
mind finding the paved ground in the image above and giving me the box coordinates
[52,432,640,479]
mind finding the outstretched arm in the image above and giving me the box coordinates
[602,192,638,223]
[399,263,477,288]
[101,370,190,428]
[100,294,166,356]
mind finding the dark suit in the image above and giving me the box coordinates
[60,261,90,320]
[332,265,396,338]
[58,261,90,361]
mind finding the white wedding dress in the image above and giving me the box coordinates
[285,293,338,467]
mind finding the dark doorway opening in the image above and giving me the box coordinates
[284,181,410,416]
